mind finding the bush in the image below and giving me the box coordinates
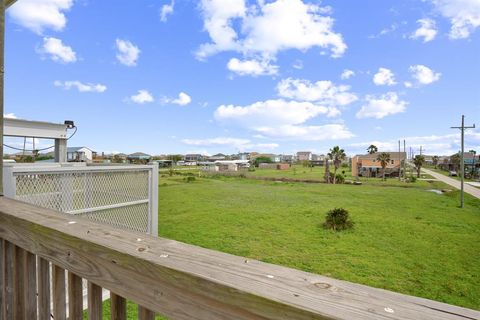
[335,173,345,184]
[323,208,354,231]
[185,176,196,183]
[408,176,417,183]
[248,167,256,172]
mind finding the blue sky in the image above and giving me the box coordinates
[4,0,480,156]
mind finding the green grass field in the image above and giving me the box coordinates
[158,174,480,310]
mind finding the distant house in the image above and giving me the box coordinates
[237,152,250,160]
[127,152,151,163]
[351,152,406,178]
[281,154,294,163]
[297,151,312,161]
[439,152,479,172]
[184,154,205,163]
[311,154,326,166]
[208,153,226,161]
[67,147,96,163]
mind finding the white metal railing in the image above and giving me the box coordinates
[2,162,158,235]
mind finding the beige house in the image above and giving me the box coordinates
[351,152,406,178]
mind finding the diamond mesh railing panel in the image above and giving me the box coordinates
[13,169,151,233]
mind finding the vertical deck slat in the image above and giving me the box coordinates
[0,239,4,320]
[110,292,126,320]
[37,257,50,320]
[68,272,83,320]
[13,246,25,320]
[52,265,66,320]
[87,281,102,320]
[2,241,13,320]
[24,251,37,320]
[138,306,155,320]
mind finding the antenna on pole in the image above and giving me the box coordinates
[451,115,475,208]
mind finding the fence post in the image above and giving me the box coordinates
[148,163,158,236]
[2,165,16,199]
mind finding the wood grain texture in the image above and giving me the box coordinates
[68,272,83,320]
[0,197,479,320]
[138,306,155,320]
[13,246,25,320]
[52,265,66,320]
[24,251,37,320]
[110,292,126,320]
[37,257,50,320]
[88,281,102,320]
[2,241,13,320]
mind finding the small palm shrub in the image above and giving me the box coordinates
[335,173,345,184]
[323,208,354,231]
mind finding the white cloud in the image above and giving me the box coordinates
[373,67,396,86]
[213,98,352,140]
[356,92,407,119]
[197,0,346,62]
[164,92,192,106]
[37,37,76,63]
[340,69,355,80]
[227,58,278,76]
[404,81,413,88]
[172,92,192,106]
[409,65,441,85]
[254,124,354,141]
[215,99,337,128]
[277,78,357,106]
[429,0,480,39]
[54,80,107,93]
[8,0,73,34]
[181,137,279,151]
[4,113,17,119]
[292,60,304,70]
[129,90,154,104]
[160,1,175,22]
[115,39,140,67]
[410,18,438,42]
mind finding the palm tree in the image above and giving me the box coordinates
[328,146,346,184]
[367,145,378,154]
[450,153,461,171]
[432,155,439,169]
[413,155,425,178]
[376,152,391,181]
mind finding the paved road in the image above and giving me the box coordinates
[421,167,480,199]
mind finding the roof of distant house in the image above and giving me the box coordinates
[128,152,151,158]
[355,152,407,160]
[67,146,94,153]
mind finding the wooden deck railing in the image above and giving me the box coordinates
[0,197,479,320]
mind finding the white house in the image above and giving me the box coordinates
[67,147,96,163]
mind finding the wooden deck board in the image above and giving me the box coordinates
[0,197,478,320]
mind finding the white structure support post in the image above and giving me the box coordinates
[55,138,67,162]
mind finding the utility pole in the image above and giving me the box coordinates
[451,115,476,208]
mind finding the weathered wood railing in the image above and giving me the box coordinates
[0,197,479,320]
